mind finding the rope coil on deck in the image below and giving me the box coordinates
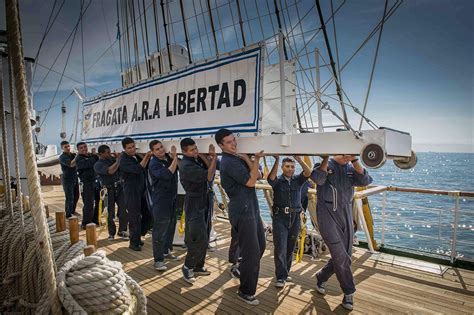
[57,250,147,314]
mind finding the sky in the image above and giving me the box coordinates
[0,0,472,153]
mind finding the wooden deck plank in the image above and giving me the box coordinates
[42,186,474,314]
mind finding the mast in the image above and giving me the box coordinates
[235,0,246,46]
[179,0,192,63]
[160,0,173,71]
[206,0,219,56]
[129,0,142,80]
[273,0,288,60]
[152,0,163,74]
[315,0,348,123]
[116,0,123,74]
[141,0,151,77]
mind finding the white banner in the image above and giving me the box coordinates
[81,47,262,143]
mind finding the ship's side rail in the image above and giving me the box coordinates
[361,186,474,264]
[212,180,474,264]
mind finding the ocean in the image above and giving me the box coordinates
[249,152,474,261]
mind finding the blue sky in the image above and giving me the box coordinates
[0,0,472,152]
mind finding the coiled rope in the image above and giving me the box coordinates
[57,250,147,314]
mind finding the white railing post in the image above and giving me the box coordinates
[381,191,387,246]
[450,192,460,264]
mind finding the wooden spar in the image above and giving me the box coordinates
[160,0,173,71]
[387,186,474,198]
[179,0,193,64]
[206,0,219,56]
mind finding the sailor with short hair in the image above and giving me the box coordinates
[75,142,98,229]
[267,155,311,288]
[215,128,265,306]
[179,138,217,283]
[94,144,128,241]
[119,137,153,251]
[312,155,373,311]
[59,140,79,218]
[148,140,180,271]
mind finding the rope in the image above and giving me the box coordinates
[295,212,307,264]
[0,60,13,220]
[57,250,147,314]
[56,240,87,270]
[5,0,61,312]
[178,205,185,236]
[97,187,109,236]
[8,54,24,222]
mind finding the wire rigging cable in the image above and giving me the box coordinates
[116,0,123,74]
[315,0,348,124]
[358,0,389,131]
[39,0,90,129]
[34,0,92,94]
[100,0,120,74]
[80,0,87,97]
[32,0,66,81]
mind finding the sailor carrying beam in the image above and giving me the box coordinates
[148,140,180,271]
[94,145,128,241]
[216,128,265,306]
[312,155,373,311]
[267,155,311,288]
[179,138,217,284]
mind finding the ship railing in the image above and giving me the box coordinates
[359,186,474,264]
[213,179,474,264]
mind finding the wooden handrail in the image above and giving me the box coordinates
[354,186,388,199]
[387,186,474,198]
[214,178,474,198]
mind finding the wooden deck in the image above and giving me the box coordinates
[43,186,474,314]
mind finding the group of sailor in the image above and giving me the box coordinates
[59,128,372,310]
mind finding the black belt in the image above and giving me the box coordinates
[272,206,301,214]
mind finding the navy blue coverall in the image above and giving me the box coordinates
[59,152,79,217]
[94,158,127,237]
[148,154,178,262]
[220,153,265,296]
[75,153,98,228]
[268,172,308,281]
[120,153,147,247]
[311,159,372,295]
[179,156,211,270]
